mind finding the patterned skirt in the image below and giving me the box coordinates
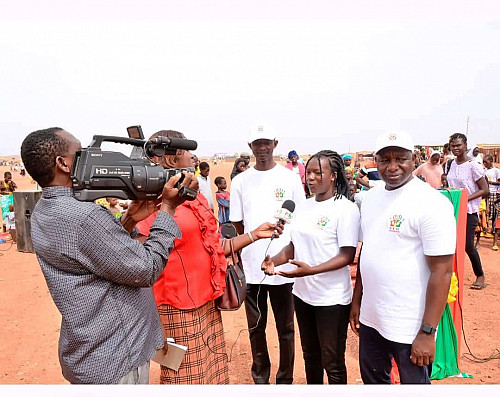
[157,300,229,384]
[488,193,498,223]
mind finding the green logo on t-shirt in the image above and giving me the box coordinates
[388,214,404,232]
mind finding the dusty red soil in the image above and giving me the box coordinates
[1,164,499,384]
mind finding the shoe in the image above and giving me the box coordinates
[480,232,485,237]
[471,281,487,290]
[485,233,494,238]
[493,245,499,251]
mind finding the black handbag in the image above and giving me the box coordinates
[216,238,247,311]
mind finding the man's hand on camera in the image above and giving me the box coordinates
[159,172,198,215]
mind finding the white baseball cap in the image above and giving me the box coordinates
[248,122,276,144]
[374,131,414,154]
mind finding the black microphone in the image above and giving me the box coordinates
[271,199,296,240]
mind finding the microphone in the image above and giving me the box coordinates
[271,199,296,240]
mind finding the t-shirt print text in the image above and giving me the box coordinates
[387,214,405,233]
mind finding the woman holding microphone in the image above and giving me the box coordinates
[262,150,360,384]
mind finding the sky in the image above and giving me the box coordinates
[1,0,499,158]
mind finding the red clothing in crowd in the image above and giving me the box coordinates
[136,195,227,310]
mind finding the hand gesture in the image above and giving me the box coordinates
[277,260,314,278]
[261,255,276,275]
[253,222,284,240]
[410,332,436,366]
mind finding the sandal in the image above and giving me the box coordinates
[470,281,487,290]
[493,245,499,251]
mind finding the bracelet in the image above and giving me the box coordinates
[247,231,255,243]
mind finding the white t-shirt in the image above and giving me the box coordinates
[197,175,214,209]
[5,212,15,229]
[290,195,360,306]
[485,167,500,194]
[230,164,306,285]
[446,160,485,214]
[359,177,456,344]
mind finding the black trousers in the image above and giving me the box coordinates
[294,296,350,384]
[359,323,430,384]
[466,212,484,277]
[244,283,295,384]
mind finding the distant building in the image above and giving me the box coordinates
[478,143,500,163]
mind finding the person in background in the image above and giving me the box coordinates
[446,133,489,290]
[493,192,500,251]
[443,143,454,162]
[215,176,230,226]
[285,150,306,194]
[192,155,200,177]
[1,171,17,229]
[355,155,383,190]
[348,181,357,203]
[230,157,247,180]
[262,150,359,384]
[5,203,16,243]
[344,167,355,185]
[440,173,449,189]
[476,198,488,247]
[197,162,214,211]
[350,131,456,384]
[413,150,443,189]
[342,154,352,168]
[106,197,122,219]
[240,152,251,168]
[484,155,500,244]
[470,145,483,165]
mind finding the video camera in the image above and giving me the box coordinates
[71,125,198,202]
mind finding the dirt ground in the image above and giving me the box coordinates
[0,161,499,385]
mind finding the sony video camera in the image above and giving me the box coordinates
[71,125,198,202]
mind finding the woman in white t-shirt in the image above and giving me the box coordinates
[262,150,360,384]
[447,133,489,289]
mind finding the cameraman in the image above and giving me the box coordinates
[20,128,198,384]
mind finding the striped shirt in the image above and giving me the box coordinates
[31,186,181,384]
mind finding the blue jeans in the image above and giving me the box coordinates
[359,323,430,384]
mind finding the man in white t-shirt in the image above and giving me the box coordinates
[230,123,305,384]
[350,131,456,384]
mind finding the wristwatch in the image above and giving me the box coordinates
[420,324,437,335]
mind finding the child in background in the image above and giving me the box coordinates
[484,155,500,240]
[348,181,356,202]
[106,197,122,219]
[440,173,449,189]
[493,192,500,251]
[197,162,214,211]
[214,176,230,226]
[5,204,16,243]
[475,198,488,247]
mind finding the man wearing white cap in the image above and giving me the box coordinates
[349,132,456,384]
[230,123,305,384]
